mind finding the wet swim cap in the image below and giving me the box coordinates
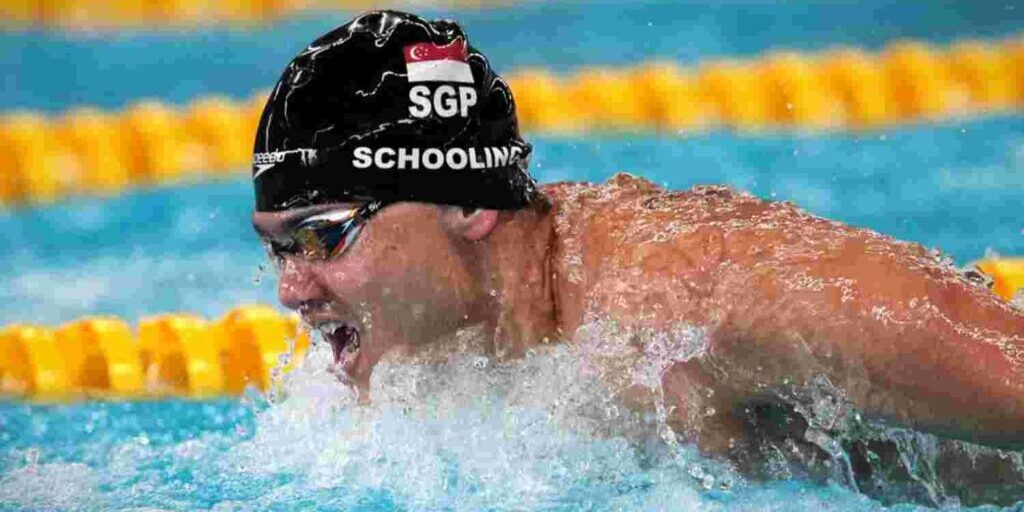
[252,10,537,212]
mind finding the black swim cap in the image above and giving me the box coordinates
[252,10,538,212]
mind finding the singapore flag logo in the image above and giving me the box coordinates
[403,39,474,83]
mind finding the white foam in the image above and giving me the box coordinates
[0,322,942,511]
[220,326,709,508]
[0,456,103,510]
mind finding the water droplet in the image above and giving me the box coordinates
[1011,289,1024,309]
[24,448,38,468]
[253,264,267,284]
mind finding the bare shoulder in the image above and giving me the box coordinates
[544,173,777,328]
[543,172,970,330]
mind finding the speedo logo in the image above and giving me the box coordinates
[352,146,523,171]
[253,152,287,165]
[252,148,317,179]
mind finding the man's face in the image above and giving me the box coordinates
[252,202,476,391]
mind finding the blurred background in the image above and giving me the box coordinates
[0,1,1023,510]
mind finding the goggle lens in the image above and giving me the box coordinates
[266,202,384,262]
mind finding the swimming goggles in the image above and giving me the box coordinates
[265,201,386,261]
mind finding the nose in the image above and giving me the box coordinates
[277,256,329,312]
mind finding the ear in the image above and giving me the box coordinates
[442,206,499,241]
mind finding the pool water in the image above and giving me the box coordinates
[2,341,1017,511]
[3,0,1024,509]
[4,0,1024,112]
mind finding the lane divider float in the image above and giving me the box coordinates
[0,0,518,30]
[0,36,1022,209]
[0,259,1022,401]
[0,305,310,401]
[974,258,1024,303]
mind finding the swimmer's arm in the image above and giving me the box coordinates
[709,231,1024,449]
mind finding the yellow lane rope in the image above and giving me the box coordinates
[0,0,518,30]
[0,260,1021,401]
[974,258,1024,303]
[1,37,1022,207]
[0,305,310,401]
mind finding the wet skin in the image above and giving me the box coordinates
[253,173,1024,452]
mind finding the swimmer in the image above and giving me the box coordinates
[250,11,1024,459]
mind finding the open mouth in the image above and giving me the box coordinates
[318,322,361,373]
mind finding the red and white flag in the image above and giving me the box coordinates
[403,39,473,84]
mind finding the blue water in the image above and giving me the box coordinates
[2,0,1023,112]
[3,0,1024,509]
[0,383,917,511]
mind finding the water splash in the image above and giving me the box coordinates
[0,457,101,510]
[2,325,1023,510]
[737,372,1024,507]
